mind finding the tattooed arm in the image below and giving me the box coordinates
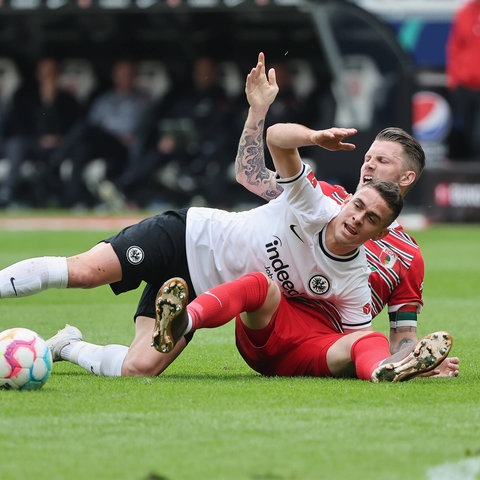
[234,52,284,201]
[235,52,358,200]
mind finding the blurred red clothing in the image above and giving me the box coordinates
[446,0,480,89]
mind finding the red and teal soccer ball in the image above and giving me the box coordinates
[0,328,52,390]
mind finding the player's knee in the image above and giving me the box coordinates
[265,275,279,296]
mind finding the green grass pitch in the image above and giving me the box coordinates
[0,224,479,480]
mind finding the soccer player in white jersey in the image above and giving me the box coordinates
[0,136,402,377]
[235,53,459,377]
[0,53,456,379]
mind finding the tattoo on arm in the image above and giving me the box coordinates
[235,119,284,201]
[390,326,417,354]
[397,337,415,350]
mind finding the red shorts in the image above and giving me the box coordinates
[235,295,345,377]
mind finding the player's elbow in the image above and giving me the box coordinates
[266,124,280,147]
[235,169,249,188]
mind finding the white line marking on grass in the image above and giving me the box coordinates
[426,456,480,480]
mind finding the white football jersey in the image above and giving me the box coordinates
[185,163,373,330]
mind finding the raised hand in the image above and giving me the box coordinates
[245,52,279,114]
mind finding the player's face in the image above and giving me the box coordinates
[357,140,408,192]
[330,187,390,252]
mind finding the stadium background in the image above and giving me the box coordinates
[0,0,478,220]
[0,4,478,479]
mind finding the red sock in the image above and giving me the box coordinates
[350,332,390,380]
[187,272,269,331]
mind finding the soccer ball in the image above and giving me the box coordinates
[0,327,53,390]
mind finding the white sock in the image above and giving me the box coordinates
[65,341,128,377]
[0,256,68,298]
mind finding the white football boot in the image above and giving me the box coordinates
[46,324,83,362]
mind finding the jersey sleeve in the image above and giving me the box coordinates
[276,164,339,229]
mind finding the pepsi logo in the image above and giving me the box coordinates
[413,91,452,143]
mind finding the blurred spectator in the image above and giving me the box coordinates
[59,58,98,110]
[233,59,307,127]
[0,59,24,207]
[53,59,151,207]
[0,57,80,207]
[100,56,233,208]
[446,0,480,160]
[264,60,312,171]
[267,60,307,126]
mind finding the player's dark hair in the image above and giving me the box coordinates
[363,179,404,226]
[375,127,425,191]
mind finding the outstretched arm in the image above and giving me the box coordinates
[235,52,359,196]
[235,52,283,201]
[266,123,358,179]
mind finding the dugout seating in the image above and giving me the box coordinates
[0,57,22,106]
[58,58,98,106]
[135,60,171,100]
